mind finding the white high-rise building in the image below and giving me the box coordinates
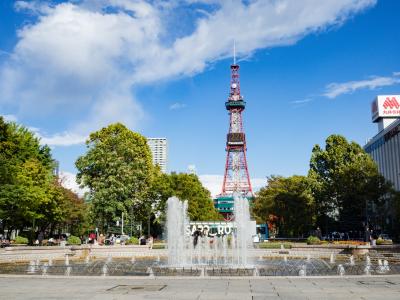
[147,138,168,173]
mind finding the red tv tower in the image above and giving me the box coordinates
[214,45,253,219]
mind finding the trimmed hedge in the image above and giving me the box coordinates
[306,236,321,245]
[14,236,28,244]
[125,237,139,245]
[376,238,393,245]
[258,242,292,249]
[152,243,166,249]
[67,235,81,245]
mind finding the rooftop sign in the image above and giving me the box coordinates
[372,95,400,122]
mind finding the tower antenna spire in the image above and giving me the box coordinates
[233,40,236,65]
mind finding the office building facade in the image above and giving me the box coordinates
[364,95,400,191]
[147,138,168,173]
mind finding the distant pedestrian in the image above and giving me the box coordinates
[147,236,153,249]
[316,227,322,239]
[38,231,44,246]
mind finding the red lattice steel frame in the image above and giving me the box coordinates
[221,63,253,196]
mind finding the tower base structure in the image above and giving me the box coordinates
[214,195,254,220]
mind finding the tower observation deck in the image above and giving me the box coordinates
[214,62,254,220]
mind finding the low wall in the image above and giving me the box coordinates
[3,244,398,263]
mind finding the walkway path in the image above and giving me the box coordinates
[1,275,400,299]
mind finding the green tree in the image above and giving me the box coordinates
[169,173,221,221]
[55,181,88,236]
[309,134,393,233]
[0,117,54,239]
[75,123,154,232]
[148,171,221,224]
[253,175,315,237]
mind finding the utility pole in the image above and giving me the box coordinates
[121,212,124,235]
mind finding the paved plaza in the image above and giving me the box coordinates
[1,275,400,300]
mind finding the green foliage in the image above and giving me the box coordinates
[76,123,154,231]
[0,117,54,238]
[125,236,139,245]
[253,175,315,237]
[67,235,81,245]
[149,171,221,222]
[309,134,394,232]
[0,116,88,240]
[14,236,28,244]
[169,173,221,221]
[152,243,166,249]
[306,236,321,245]
[258,242,292,249]
[376,237,392,245]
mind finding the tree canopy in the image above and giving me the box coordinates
[149,171,221,223]
[253,175,315,237]
[76,123,154,231]
[0,116,86,240]
[309,134,394,232]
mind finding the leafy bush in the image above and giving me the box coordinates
[258,242,292,249]
[306,236,321,245]
[14,236,28,244]
[125,237,139,245]
[333,240,366,246]
[376,238,393,245]
[67,235,81,245]
[152,243,166,249]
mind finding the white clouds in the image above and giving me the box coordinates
[199,174,266,197]
[324,74,400,99]
[59,171,88,197]
[2,114,18,122]
[0,0,377,145]
[290,98,313,105]
[169,102,187,110]
[38,131,87,146]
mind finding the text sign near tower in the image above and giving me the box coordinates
[214,62,254,220]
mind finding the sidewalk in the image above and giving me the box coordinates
[1,275,399,299]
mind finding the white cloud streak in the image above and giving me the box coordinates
[324,74,400,99]
[169,102,187,110]
[0,0,377,145]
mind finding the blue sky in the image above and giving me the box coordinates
[1,0,400,195]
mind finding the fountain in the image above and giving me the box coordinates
[329,253,335,264]
[299,265,307,276]
[106,255,112,264]
[364,256,371,275]
[27,260,36,274]
[167,194,253,268]
[377,259,390,273]
[102,264,108,276]
[383,260,390,272]
[65,255,69,266]
[41,263,49,276]
[349,255,355,266]
[337,264,345,276]
[366,255,371,266]
[65,266,71,276]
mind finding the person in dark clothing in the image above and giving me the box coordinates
[38,231,44,246]
[365,228,371,243]
[193,229,202,248]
